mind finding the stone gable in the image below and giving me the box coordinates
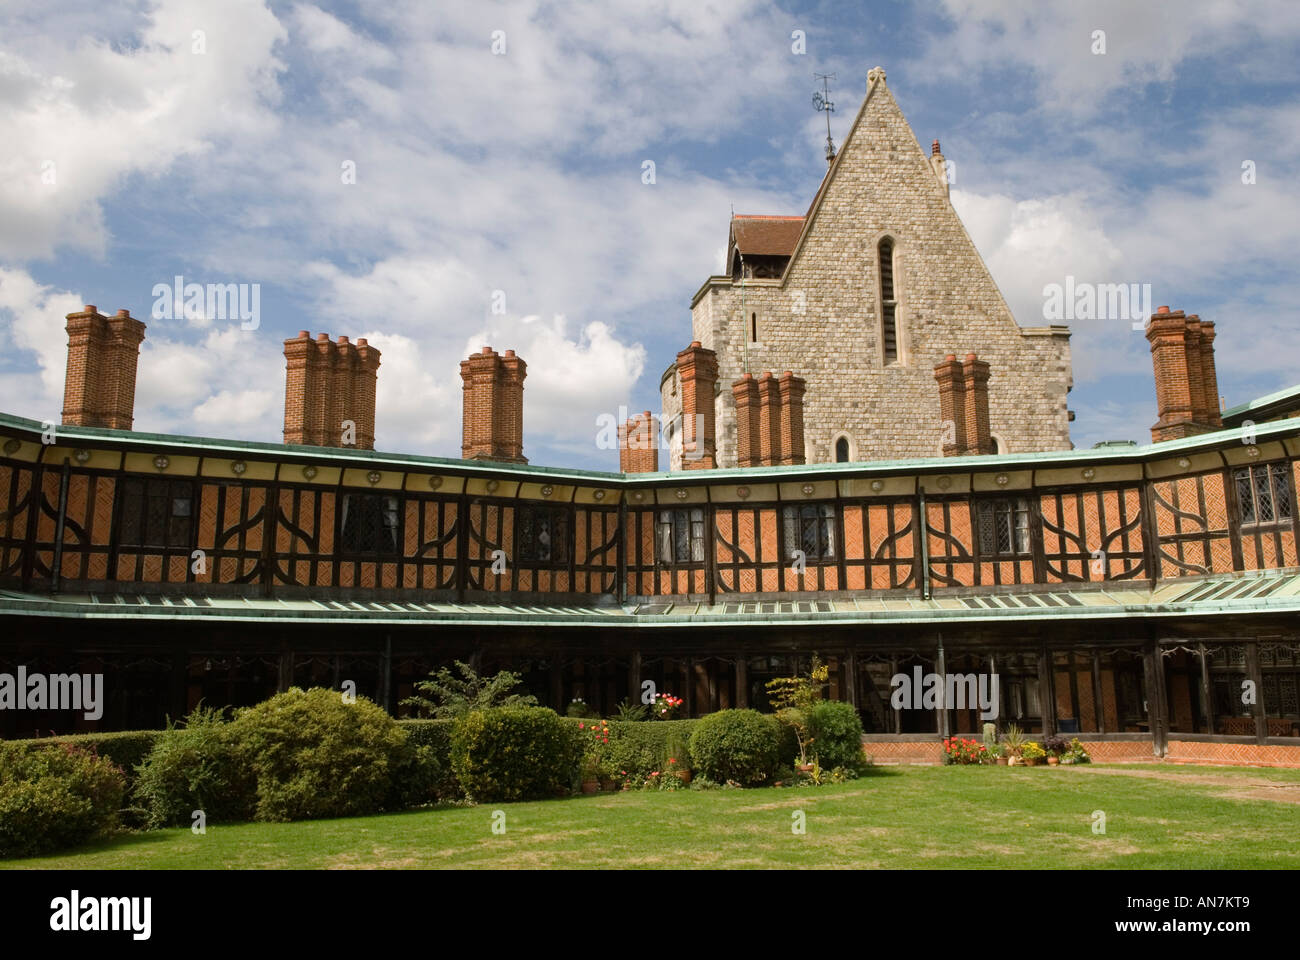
[662,68,1072,469]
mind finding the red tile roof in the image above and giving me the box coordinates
[730,215,805,257]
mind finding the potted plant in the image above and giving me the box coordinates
[1001,723,1025,765]
[991,743,1008,766]
[1060,737,1092,765]
[1020,741,1046,766]
[580,753,601,793]
[1043,734,1069,766]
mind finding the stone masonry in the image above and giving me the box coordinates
[662,67,1072,468]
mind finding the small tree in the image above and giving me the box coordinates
[401,661,538,719]
[764,655,829,765]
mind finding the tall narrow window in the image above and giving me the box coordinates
[878,238,897,363]
[835,437,850,462]
[750,312,758,343]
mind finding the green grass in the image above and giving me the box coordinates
[7,764,1300,869]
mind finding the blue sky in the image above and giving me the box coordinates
[2,0,1298,469]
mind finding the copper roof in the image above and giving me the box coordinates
[730,215,805,257]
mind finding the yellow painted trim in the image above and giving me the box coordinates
[518,482,575,502]
[838,476,915,498]
[1146,452,1223,479]
[711,482,780,504]
[1034,463,1143,487]
[403,473,465,495]
[654,485,707,505]
[199,458,276,481]
[918,473,971,494]
[778,480,836,500]
[123,452,200,476]
[342,467,404,490]
[39,445,121,470]
[972,469,1033,492]
[1222,441,1285,466]
[465,477,520,498]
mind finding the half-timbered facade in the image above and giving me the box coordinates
[3,408,1299,766]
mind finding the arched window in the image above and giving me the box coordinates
[835,437,850,462]
[878,238,897,364]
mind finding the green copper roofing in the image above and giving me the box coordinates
[3,408,1299,485]
[1,570,1298,628]
[1221,383,1300,426]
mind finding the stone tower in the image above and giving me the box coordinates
[661,67,1072,468]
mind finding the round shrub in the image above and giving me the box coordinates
[134,706,256,828]
[227,687,411,822]
[688,709,782,786]
[451,706,578,802]
[805,700,865,769]
[0,742,125,859]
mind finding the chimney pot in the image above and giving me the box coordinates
[316,332,330,341]
[965,353,977,363]
[337,335,349,344]
[115,309,130,318]
[932,139,941,155]
[481,346,492,355]
[689,340,701,349]
[944,353,956,362]
[297,330,310,339]
[83,305,97,314]
[504,349,515,357]
[356,338,367,346]
[1157,305,1170,314]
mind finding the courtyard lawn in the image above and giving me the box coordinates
[6,763,1300,870]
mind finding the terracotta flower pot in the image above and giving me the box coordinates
[1047,756,1060,766]
[1025,757,1042,767]
[996,757,1008,766]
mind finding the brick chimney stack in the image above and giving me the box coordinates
[733,369,806,466]
[283,331,381,449]
[460,346,528,464]
[62,306,147,429]
[1146,306,1222,442]
[934,355,967,456]
[619,410,659,473]
[934,353,992,456]
[777,371,807,466]
[732,374,762,468]
[675,341,717,470]
[962,354,994,455]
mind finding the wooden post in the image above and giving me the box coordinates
[381,633,392,713]
[845,650,858,709]
[1246,642,1266,744]
[1198,642,1215,735]
[735,656,748,709]
[1037,645,1056,738]
[1090,649,1105,734]
[1140,640,1163,757]
[936,638,949,739]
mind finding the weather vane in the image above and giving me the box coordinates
[812,73,836,163]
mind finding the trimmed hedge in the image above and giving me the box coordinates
[688,710,783,786]
[228,688,412,822]
[805,700,866,769]
[398,719,460,800]
[133,708,255,828]
[0,742,126,859]
[451,707,579,802]
[6,730,163,790]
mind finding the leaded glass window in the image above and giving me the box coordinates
[976,498,1030,556]
[339,493,400,556]
[517,504,571,564]
[1235,462,1291,525]
[782,504,836,561]
[117,478,194,549]
[656,508,704,565]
